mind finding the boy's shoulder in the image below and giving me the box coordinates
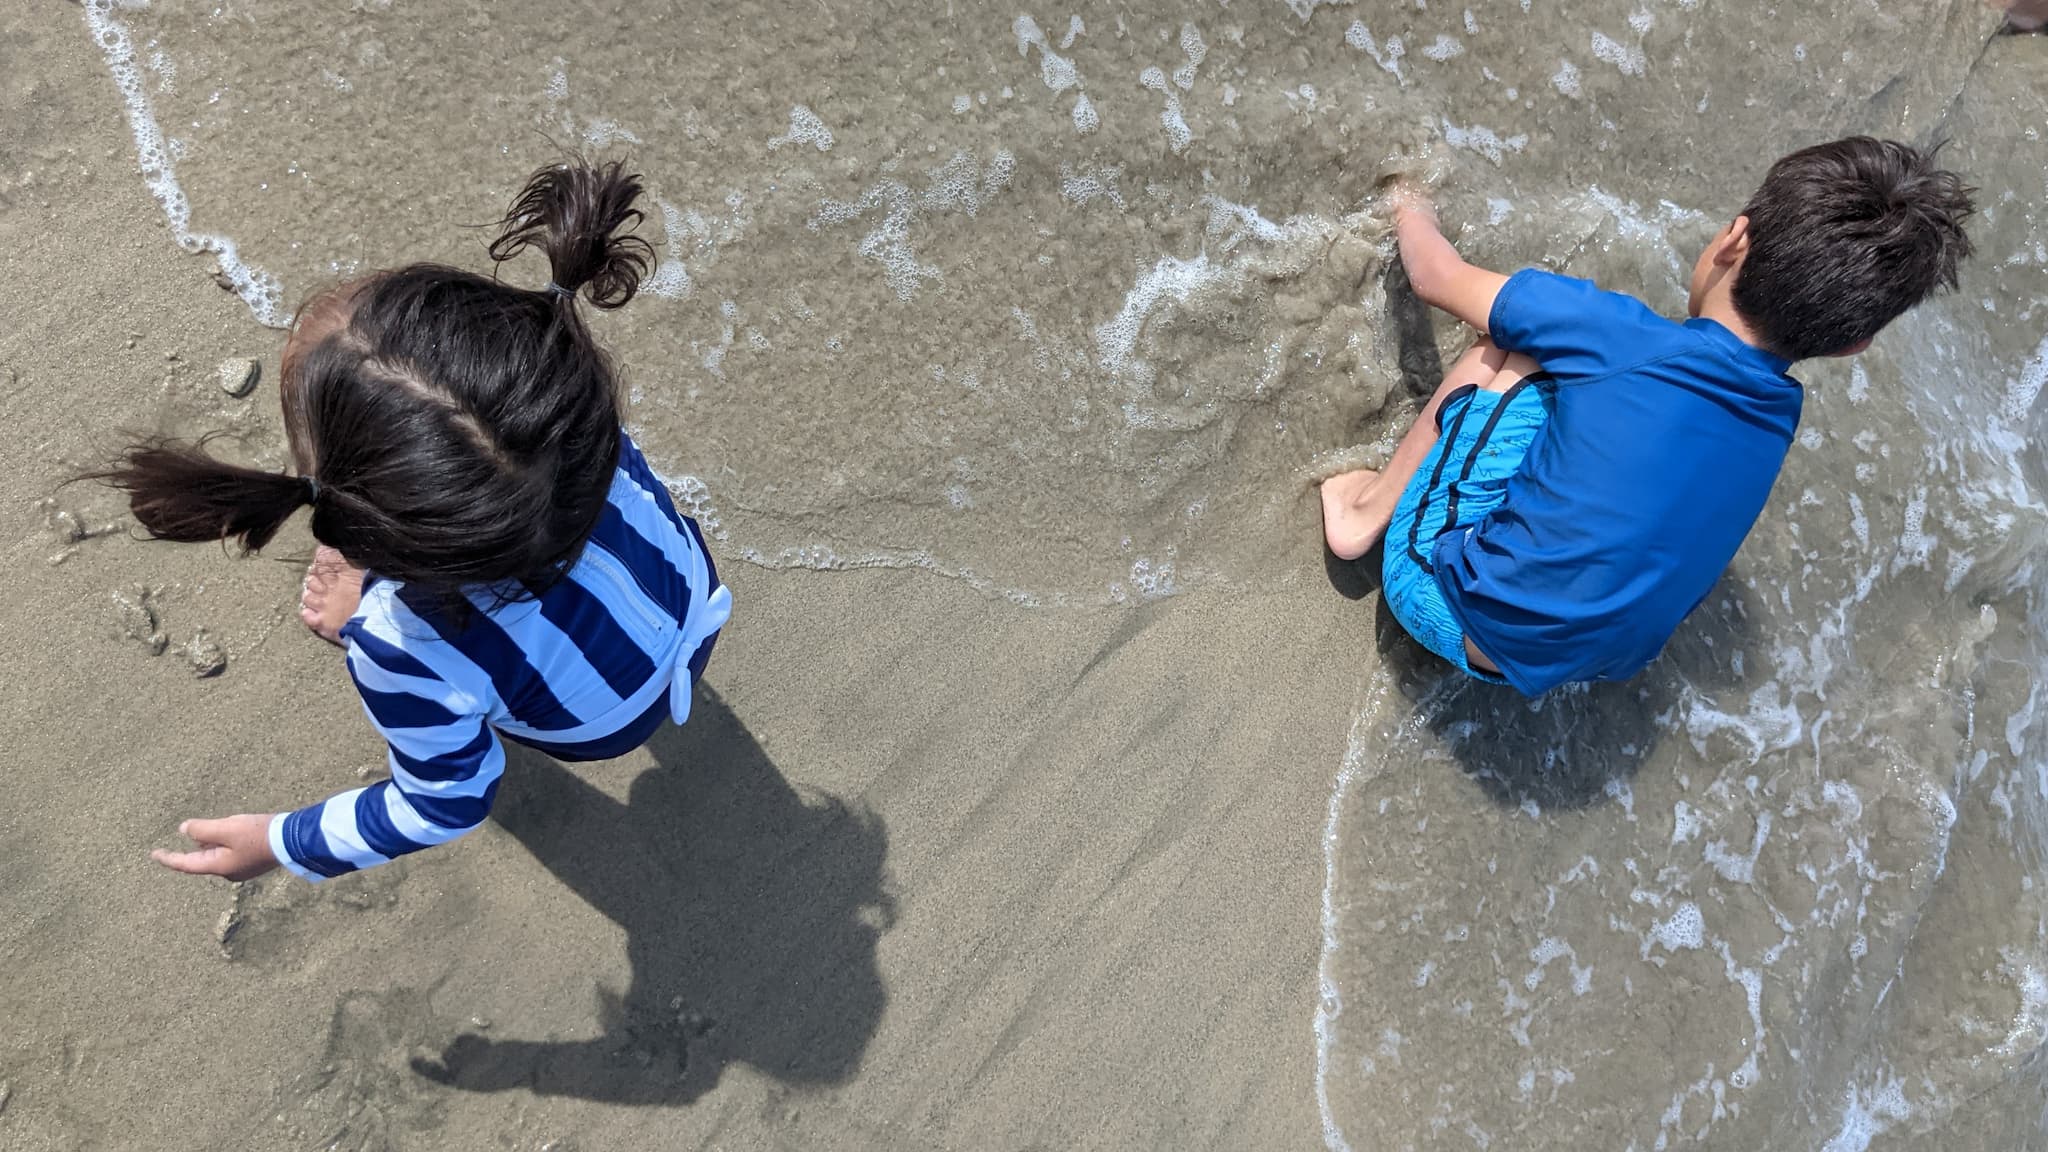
[1496,268,1675,329]
[1490,268,1706,380]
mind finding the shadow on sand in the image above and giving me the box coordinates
[1361,572,1759,812]
[411,685,893,1104]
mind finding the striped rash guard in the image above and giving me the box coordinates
[267,433,731,880]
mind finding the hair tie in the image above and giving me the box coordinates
[304,476,321,503]
[544,281,575,300]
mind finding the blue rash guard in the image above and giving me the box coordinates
[1431,269,1804,696]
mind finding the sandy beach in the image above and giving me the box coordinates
[7,1,2048,1149]
[3,16,1354,1146]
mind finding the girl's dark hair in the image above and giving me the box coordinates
[1733,137,1975,361]
[92,160,653,612]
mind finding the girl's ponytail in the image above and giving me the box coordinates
[92,436,314,552]
[488,159,653,310]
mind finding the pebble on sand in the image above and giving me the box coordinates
[218,357,261,398]
[184,628,227,678]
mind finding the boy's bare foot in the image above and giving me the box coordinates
[1321,468,1400,560]
[301,545,365,646]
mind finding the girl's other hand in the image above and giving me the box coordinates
[152,814,280,881]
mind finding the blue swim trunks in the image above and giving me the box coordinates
[1382,376,1553,683]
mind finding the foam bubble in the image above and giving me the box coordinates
[582,118,641,148]
[1819,1077,1914,1152]
[1118,555,1179,601]
[1442,118,1528,165]
[1015,13,1081,93]
[1525,937,1590,994]
[1060,162,1125,209]
[1072,91,1099,134]
[1604,777,1636,820]
[1096,252,1218,381]
[1895,486,1934,571]
[643,199,695,299]
[1345,22,1406,83]
[767,104,834,152]
[1683,681,1805,764]
[145,47,175,92]
[982,149,1017,198]
[1173,23,1208,89]
[809,151,1013,300]
[1285,0,1350,20]
[1422,34,1465,61]
[1012,14,1042,53]
[1703,810,1773,885]
[83,0,288,328]
[1552,59,1582,97]
[1671,800,1701,844]
[1060,14,1085,49]
[811,182,934,300]
[1139,67,1194,154]
[1995,951,2048,1057]
[2005,331,2048,424]
[1591,30,1646,76]
[1644,902,1705,957]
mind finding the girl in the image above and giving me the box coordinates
[102,160,731,883]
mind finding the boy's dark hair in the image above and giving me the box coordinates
[1734,136,1975,361]
[92,160,654,613]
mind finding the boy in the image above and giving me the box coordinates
[1320,137,1975,696]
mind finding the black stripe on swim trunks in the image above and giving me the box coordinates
[1406,372,1553,571]
[1407,388,1480,571]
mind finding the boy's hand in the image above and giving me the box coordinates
[153,814,281,881]
[1381,179,1509,335]
[1381,177,1439,227]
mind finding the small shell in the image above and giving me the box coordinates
[218,357,261,398]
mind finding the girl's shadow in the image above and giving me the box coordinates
[411,686,893,1104]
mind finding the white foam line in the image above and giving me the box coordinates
[1315,670,1426,1151]
[1314,706,1369,1152]
[83,0,289,328]
[2006,331,2048,426]
[638,450,1077,609]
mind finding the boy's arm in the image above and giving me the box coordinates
[1392,193,1509,334]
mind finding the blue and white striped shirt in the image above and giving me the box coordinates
[267,433,731,881]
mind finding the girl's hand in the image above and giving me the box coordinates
[153,814,281,881]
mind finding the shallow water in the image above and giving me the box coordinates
[83,0,2048,1146]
